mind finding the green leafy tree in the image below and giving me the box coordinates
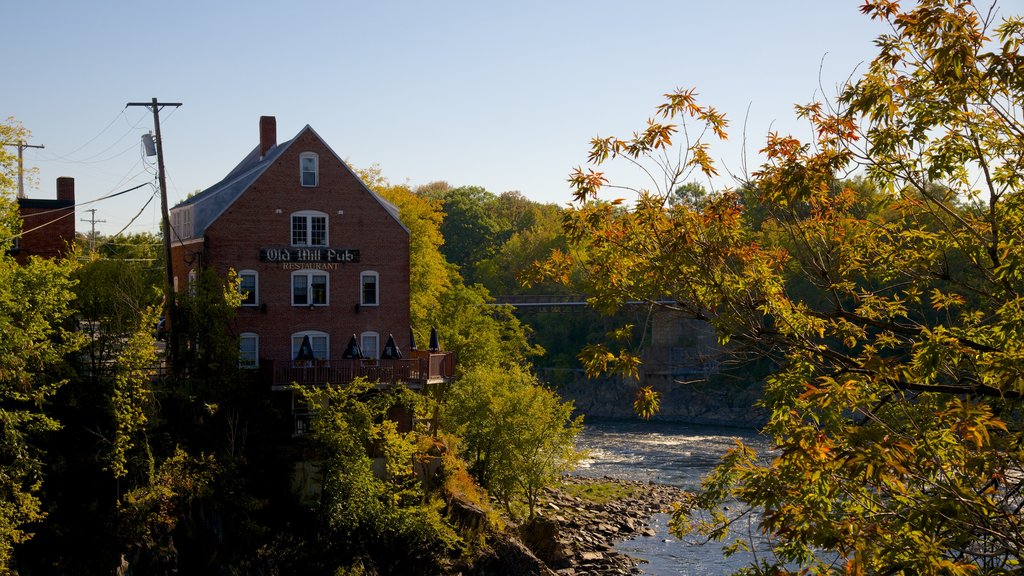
[540,1,1024,573]
[443,365,583,520]
[475,200,567,296]
[298,380,461,574]
[0,118,84,571]
[434,186,503,284]
[170,267,242,379]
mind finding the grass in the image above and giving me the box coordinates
[560,480,638,505]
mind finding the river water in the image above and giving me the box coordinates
[574,419,773,575]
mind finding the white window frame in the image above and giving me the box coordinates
[360,331,380,360]
[291,210,328,247]
[292,330,329,361]
[238,269,259,307]
[292,269,329,306]
[360,271,379,307]
[172,206,194,239]
[239,332,259,369]
[300,152,319,187]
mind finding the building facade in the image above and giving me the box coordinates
[13,176,76,264]
[169,117,449,396]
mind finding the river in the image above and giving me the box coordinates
[574,419,773,575]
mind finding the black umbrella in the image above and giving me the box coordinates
[429,327,440,352]
[381,333,402,359]
[295,335,316,361]
[409,327,417,351]
[342,334,363,359]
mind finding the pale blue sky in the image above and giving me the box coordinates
[7,1,1020,235]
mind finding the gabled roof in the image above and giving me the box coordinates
[172,125,406,239]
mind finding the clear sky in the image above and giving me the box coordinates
[6,1,1021,236]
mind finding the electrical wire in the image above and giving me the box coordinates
[36,110,127,162]
[110,190,157,238]
[14,182,159,240]
[16,207,77,238]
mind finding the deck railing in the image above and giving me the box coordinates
[264,350,455,389]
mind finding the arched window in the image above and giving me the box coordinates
[238,269,258,306]
[360,331,380,360]
[292,330,329,361]
[239,333,259,369]
[292,269,328,306]
[360,271,379,306]
[300,152,319,187]
[291,210,328,247]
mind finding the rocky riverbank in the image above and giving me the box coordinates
[519,476,688,575]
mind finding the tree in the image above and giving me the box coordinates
[443,365,583,520]
[298,380,462,574]
[539,1,1024,573]
[360,167,453,337]
[0,118,84,571]
[357,166,541,372]
[434,186,503,284]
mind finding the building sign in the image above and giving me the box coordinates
[260,247,360,263]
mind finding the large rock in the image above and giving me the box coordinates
[519,516,573,569]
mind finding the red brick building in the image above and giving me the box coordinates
[169,116,451,400]
[13,176,76,264]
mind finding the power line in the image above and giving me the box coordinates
[38,110,127,162]
[13,182,156,240]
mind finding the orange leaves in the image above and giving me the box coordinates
[567,166,608,203]
[657,87,729,140]
[943,398,1007,451]
[761,131,805,162]
[686,143,718,177]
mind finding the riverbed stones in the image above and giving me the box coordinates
[520,475,687,575]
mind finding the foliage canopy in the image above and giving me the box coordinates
[538,1,1024,573]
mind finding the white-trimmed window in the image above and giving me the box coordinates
[239,333,259,369]
[292,269,328,306]
[172,206,194,239]
[238,269,258,306]
[360,271,379,306]
[361,331,380,360]
[300,152,319,187]
[291,210,328,247]
[292,331,329,361]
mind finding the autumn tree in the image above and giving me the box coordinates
[539,1,1024,573]
[359,167,540,372]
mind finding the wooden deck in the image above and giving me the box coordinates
[264,350,455,390]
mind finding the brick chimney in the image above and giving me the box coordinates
[259,116,277,158]
[56,177,75,203]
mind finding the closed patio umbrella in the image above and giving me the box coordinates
[295,335,316,361]
[342,334,363,359]
[381,333,402,359]
[429,327,440,352]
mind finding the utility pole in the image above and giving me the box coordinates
[80,208,106,254]
[127,98,181,364]
[2,140,45,198]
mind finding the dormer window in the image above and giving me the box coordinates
[300,152,318,187]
